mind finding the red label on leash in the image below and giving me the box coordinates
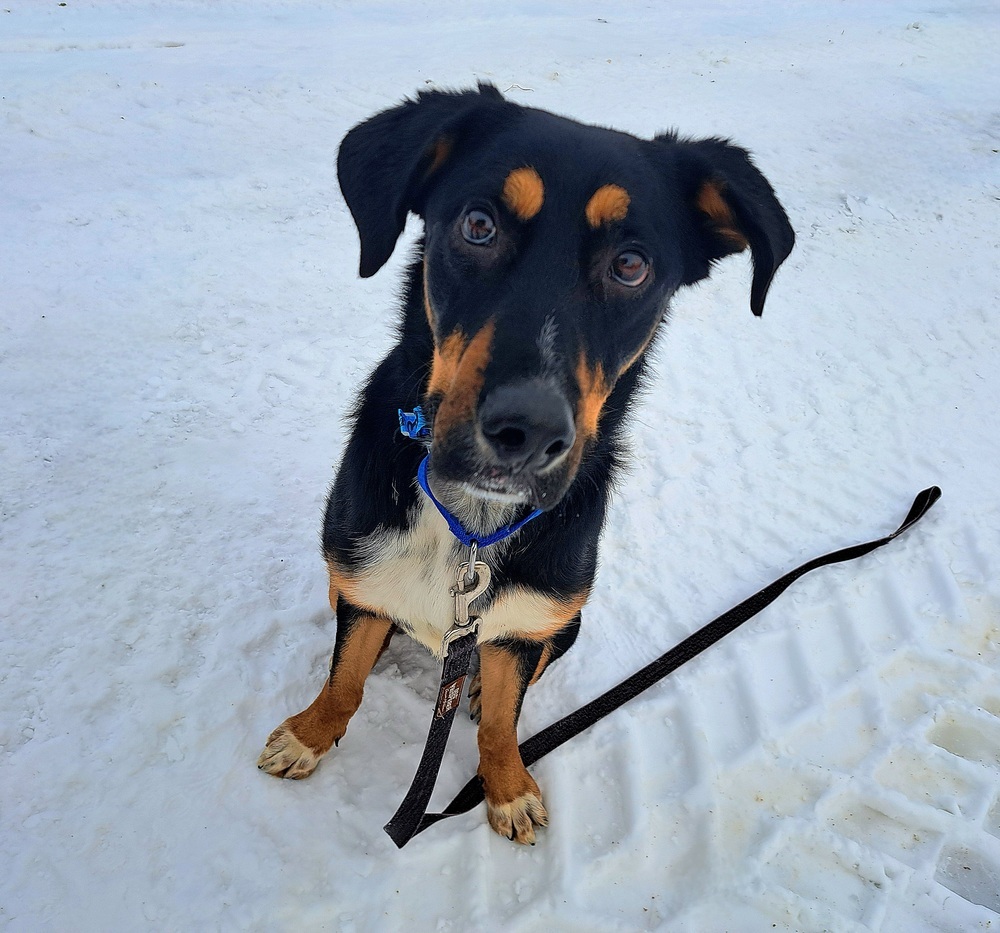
[435,676,466,719]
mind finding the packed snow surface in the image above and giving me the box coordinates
[3,1,999,930]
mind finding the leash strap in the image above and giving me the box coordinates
[383,629,479,847]
[385,485,941,845]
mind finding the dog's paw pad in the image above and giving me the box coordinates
[257,723,323,780]
[487,792,548,845]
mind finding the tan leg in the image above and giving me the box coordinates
[477,642,547,844]
[258,608,394,779]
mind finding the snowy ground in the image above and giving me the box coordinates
[3,1,1000,930]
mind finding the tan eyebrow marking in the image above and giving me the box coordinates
[584,185,632,230]
[585,184,630,228]
[502,167,545,221]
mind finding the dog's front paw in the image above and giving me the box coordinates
[257,722,327,780]
[486,789,548,845]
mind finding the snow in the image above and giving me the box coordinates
[2,1,999,929]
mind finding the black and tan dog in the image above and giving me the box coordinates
[258,84,794,844]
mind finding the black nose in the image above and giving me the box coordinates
[478,379,576,473]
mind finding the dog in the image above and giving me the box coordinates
[257,83,794,844]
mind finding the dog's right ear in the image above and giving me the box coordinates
[337,84,507,278]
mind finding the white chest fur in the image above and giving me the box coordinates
[349,497,564,657]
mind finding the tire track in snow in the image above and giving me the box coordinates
[502,544,1000,930]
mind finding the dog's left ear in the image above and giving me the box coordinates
[656,134,795,316]
[338,84,507,278]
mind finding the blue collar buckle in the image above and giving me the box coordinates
[398,406,429,439]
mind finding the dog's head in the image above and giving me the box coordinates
[338,84,794,512]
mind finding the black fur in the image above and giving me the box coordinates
[325,84,792,618]
[270,85,793,841]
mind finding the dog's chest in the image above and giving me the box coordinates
[352,499,464,653]
[349,498,556,657]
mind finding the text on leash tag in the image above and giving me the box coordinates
[435,676,466,719]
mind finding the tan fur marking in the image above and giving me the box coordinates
[423,261,435,329]
[426,329,466,399]
[585,183,630,228]
[477,645,548,843]
[489,586,589,643]
[696,179,749,249]
[431,321,495,437]
[550,589,589,623]
[502,167,545,221]
[530,645,553,686]
[575,354,610,439]
[328,561,345,604]
[327,559,373,615]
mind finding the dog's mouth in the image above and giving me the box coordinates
[427,440,575,515]
[460,469,535,506]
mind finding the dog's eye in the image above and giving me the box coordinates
[461,209,497,246]
[610,250,649,287]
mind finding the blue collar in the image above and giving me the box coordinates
[416,456,542,548]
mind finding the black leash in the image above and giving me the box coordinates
[385,486,941,847]
[383,554,492,846]
[382,626,480,847]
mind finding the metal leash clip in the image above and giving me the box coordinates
[442,558,491,655]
